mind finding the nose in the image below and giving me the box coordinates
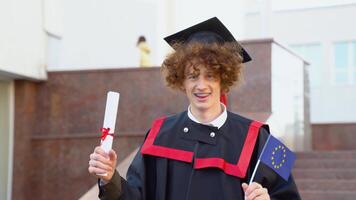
[195,76,208,90]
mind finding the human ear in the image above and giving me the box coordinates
[221,87,228,94]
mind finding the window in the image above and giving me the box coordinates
[333,41,356,85]
[290,44,322,88]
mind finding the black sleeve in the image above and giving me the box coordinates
[252,126,302,200]
[98,170,123,200]
[99,129,158,200]
[98,150,147,200]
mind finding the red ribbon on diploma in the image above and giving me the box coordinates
[101,128,114,141]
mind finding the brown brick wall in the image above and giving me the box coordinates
[13,68,190,199]
[13,81,39,199]
[312,123,356,150]
[230,40,272,114]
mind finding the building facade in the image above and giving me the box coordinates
[244,0,356,150]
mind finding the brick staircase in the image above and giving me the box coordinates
[294,151,356,200]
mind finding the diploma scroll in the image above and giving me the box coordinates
[97,91,120,176]
[100,91,120,153]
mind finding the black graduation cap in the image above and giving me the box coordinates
[164,17,251,63]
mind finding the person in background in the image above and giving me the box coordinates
[137,36,152,67]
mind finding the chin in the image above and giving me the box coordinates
[192,103,211,111]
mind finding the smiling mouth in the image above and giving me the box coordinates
[194,93,211,100]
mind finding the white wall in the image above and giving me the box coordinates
[0,0,47,80]
[246,4,356,44]
[0,81,14,200]
[269,44,306,151]
[47,0,159,70]
[173,0,246,40]
[47,0,247,71]
[245,0,356,15]
[245,3,356,123]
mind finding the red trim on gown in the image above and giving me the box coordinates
[141,117,263,178]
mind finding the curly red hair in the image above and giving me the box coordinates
[161,42,244,93]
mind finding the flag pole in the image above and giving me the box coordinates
[249,159,260,185]
[248,134,271,184]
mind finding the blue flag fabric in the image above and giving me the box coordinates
[259,135,296,181]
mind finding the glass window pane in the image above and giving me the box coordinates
[353,42,356,68]
[290,45,304,55]
[353,42,356,84]
[305,45,322,87]
[290,44,323,87]
[335,71,348,84]
[334,42,348,69]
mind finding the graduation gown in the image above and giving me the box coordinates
[98,111,301,200]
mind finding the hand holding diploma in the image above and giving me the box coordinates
[88,91,120,181]
[89,147,118,181]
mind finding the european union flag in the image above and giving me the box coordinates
[259,135,296,181]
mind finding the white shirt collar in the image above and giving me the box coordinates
[187,103,227,129]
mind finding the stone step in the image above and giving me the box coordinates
[294,159,356,169]
[293,169,356,180]
[300,191,356,200]
[296,179,356,191]
[294,152,356,200]
[296,151,356,159]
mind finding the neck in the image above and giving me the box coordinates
[190,103,223,123]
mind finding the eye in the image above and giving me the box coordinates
[206,73,215,80]
[187,74,197,80]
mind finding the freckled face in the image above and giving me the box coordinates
[183,65,222,114]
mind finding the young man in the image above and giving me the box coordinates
[88,17,301,200]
